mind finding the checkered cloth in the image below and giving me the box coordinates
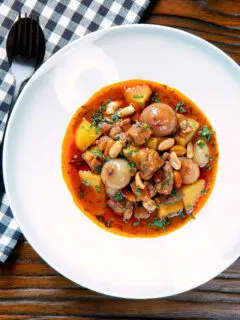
[0,0,150,262]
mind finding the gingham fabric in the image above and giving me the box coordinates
[0,0,150,262]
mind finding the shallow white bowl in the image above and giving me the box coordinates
[4,25,240,299]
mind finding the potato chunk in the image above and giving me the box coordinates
[158,200,184,218]
[124,85,152,108]
[122,144,140,163]
[175,115,199,147]
[147,137,158,150]
[79,171,102,190]
[182,179,206,212]
[75,119,102,151]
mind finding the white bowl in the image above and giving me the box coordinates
[3,24,240,299]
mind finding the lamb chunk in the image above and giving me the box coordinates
[82,150,102,173]
[135,148,164,180]
[126,123,152,146]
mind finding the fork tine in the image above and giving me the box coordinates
[27,15,33,57]
[17,12,21,53]
[35,15,40,59]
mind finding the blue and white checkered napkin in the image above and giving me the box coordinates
[0,0,150,262]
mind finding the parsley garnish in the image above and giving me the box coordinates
[198,126,216,141]
[91,104,106,127]
[201,188,209,195]
[133,221,140,227]
[205,164,211,172]
[136,188,142,196]
[79,190,84,198]
[197,141,205,148]
[82,180,91,187]
[170,189,177,196]
[175,101,187,113]
[178,209,185,219]
[148,218,170,230]
[95,185,101,193]
[92,149,102,158]
[123,218,128,223]
[152,97,160,102]
[132,94,143,99]
[114,191,124,201]
[95,165,102,174]
[111,113,121,121]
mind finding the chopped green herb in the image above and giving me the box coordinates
[205,164,211,172]
[111,113,121,121]
[152,97,160,102]
[137,201,142,207]
[188,212,196,219]
[82,180,91,187]
[114,191,124,201]
[123,218,128,223]
[175,101,187,113]
[136,188,142,196]
[201,188,209,195]
[148,218,170,230]
[197,141,205,148]
[92,149,102,158]
[95,165,103,174]
[170,189,177,196]
[95,185,101,193]
[178,209,185,219]
[133,221,140,227]
[198,126,216,141]
[79,190,84,198]
[132,94,143,99]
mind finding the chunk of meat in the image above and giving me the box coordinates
[126,123,152,146]
[134,204,150,219]
[135,148,164,180]
[107,199,133,219]
[130,181,151,201]
[109,126,122,139]
[94,136,114,157]
[115,118,132,131]
[155,161,174,195]
[144,182,157,198]
[82,150,102,173]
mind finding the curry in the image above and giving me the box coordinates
[62,79,218,237]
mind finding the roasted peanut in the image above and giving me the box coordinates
[158,138,175,151]
[106,101,122,115]
[170,145,186,156]
[187,142,194,159]
[117,105,135,117]
[170,151,181,170]
[135,172,145,189]
[109,141,123,158]
[173,171,182,188]
[142,199,157,212]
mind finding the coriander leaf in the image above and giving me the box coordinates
[198,126,216,141]
[114,191,124,201]
[92,149,102,158]
[175,101,186,113]
[197,141,205,148]
[111,113,121,121]
[82,180,91,187]
[178,209,185,219]
[95,185,101,193]
[133,221,140,227]
[95,165,103,174]
[205,164,211,172]
[136,188,142,196]
[79,190,84,198]
[132,94,143,99]
[201,188,209,195]
[148,217,170,230]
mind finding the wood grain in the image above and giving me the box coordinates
[0,1,239,319]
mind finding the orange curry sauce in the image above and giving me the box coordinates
[62,80,219,237]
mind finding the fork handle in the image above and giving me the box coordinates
[0,80,28,193]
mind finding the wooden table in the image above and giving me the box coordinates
[0,1,239,319]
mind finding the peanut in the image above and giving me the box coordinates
[173,171,182,189]
[170,151,181,170]
[109,141,123,158]
[187,142,194,159]
[117,105,135,117]
[170,145,186,156]
[142,199,157,212]
[106,101,121,115]
[158,138,175,151]
[135,172,145,189]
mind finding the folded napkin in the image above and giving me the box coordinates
[0,0,150,262]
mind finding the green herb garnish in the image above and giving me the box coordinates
[79,190,84,198]
[197,141,205,149]
[136,188,142,196]
[198,126,216,141]
[95,165,103,174]
[92,149,102,158]
[148,218,170,230]
[111,113,121,121]
[175,101,187,113]
[133,94,143,99]
[205,164,211,172]
[133,221,140,227]
[178,209,185,219]
[95,185,101,193]
[201,188,209,195]
[82,180,91,187]
[114,191,124,201]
